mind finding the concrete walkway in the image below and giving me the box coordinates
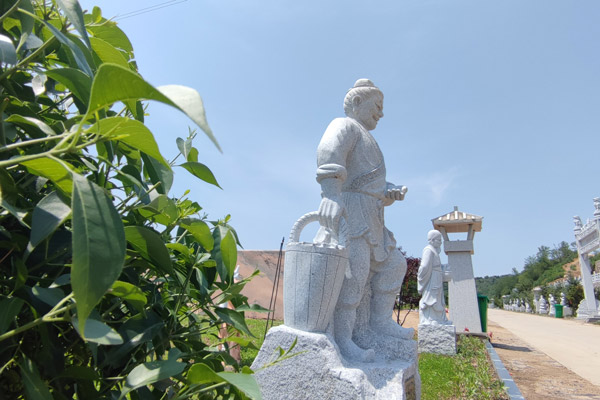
[488,308,600,386]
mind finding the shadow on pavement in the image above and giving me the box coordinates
[492,343,532,352]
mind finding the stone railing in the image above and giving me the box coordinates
[592,272,600,287]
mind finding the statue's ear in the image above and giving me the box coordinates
[352,95,362,108]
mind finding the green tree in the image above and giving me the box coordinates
[0,2,265,398]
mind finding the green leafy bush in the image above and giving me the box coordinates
[0,1,264,398]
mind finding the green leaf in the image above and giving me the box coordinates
[142,153,173,195]
[179,162,221,188]
[108,280,147,312]
[137,195,178,226]
[89,36,129,68]
[31,286,64,307]
[71,173,126,334]
[87,22,133,55]
[119,357,185,399]
[124,226,172,274]
[5,115,57,138]
[28,191,71,252]
[58,366,99,381]
[0,298,24,335]
[187,147,199,162]
[180,218,214,251]
[89,117,169,168]
[236,304,270,313]
[176,137,192,159]
[215,308,251,336]
[21,157,73,195]
[73,317,124,345]
[39,18,93,76]
[166,243,190,257]
[217,371,262,400]
[212,227,237,280]
[187,364,261,399]
[187,363,222,384]
[16,0,34,52]
[46,68,92,105]
[56,0,91,48]
[0,35,17,65]
[19,357,53,400]
[87,64,220,151]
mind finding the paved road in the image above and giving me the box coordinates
[488,308,600,386]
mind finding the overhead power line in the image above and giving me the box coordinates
[114,0,188,21]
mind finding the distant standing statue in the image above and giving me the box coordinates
[316,78,413,362]
[418,230,452,325]
[539,296,548,314]
[549,294,556,315]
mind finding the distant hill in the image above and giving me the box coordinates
[475,241,578,303]
[237,250,285,320]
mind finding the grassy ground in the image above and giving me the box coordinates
[240,319,282,367]
[419,336,508,400]
[235,320,508,398]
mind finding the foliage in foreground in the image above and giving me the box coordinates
[419,336,508,400]
[0,1,267,399]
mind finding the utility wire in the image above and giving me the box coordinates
[114,0,188,21]
[263,237,285,340]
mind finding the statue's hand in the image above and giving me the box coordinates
[318,196,344,232]
[385,185,407,201]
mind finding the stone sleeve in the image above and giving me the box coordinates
[417,247,433,294]
[316,118,358,183]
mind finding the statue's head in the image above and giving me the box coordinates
[343,79,384,131]
[427,230,442,248]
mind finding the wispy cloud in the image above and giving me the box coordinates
[404,167,460,207]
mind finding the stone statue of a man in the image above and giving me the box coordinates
[316,79,413,362]
[418,230,452,325]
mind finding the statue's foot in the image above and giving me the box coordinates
[372,320,414,340]
[336,338,375,363]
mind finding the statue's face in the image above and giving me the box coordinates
[429,235,442,249]
[354,93,383,131]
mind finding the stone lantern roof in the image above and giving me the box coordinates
[432,206,483,233]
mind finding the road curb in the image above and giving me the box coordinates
[485,341,525,400]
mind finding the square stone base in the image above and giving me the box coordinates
[418,324,457,355]
[252,325,420,400]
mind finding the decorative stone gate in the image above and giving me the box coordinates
[573,197,600,319]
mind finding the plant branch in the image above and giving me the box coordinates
[0,303,75,342]
[0,133,70,153]
[0,1,20,23]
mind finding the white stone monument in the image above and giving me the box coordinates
[561,292,573,317]
[417,230,456,355]
[538,296,548,314]
[573,198,600,320]
[525,301,532,313]
[533,287,542,313]
[432,207,483,333]
[548,294,556,316]
[252,79,420,399]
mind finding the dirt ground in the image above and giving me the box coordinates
[396,309,600,400]
[488,321,600,400]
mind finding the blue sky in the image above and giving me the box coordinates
[80,0,600,278]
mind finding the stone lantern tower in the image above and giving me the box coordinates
[432,206,483,333]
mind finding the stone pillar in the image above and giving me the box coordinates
[573,199,600,319]
[577,254,599,318]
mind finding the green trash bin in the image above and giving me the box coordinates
[554,304,564,318]
[477,294,489,332]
